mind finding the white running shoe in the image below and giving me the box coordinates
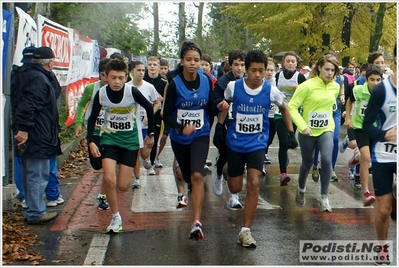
[320,197,332,212]
[228,194,243,209]
[46,195,65,207]
[212,174,224,196]
[143,158,152,169]
[107,216,122,233]
[147,166,156,175]
[237,229,257,248]
[154,157,163,168]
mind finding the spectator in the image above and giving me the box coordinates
[14,46,61,224]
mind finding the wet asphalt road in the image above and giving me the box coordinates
[14,126,397,266]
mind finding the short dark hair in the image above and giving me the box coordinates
[282,51,300,63]
[160,59,169,66]
[201,54,212,64]
[245,50,267,69]
[105,58,128,75]
[109,52,124,61]
[129,60,144,70]
[99,58,111,73]
[365,65,383,79]
[359,63,369,72]
[367,52,384,65]
[228,49,246,66]
[180,40,202,59]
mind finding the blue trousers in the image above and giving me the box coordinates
[21,157,50,220]
[15,156,60,201]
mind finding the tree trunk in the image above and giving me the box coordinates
[196,2,204,49]
[222,14,230,54]
[245,28,253,51]
[34,2,51,17]
[152,2,159,56]
[341,3,356,67]
[178,2,186,46]
[369,3,386,52]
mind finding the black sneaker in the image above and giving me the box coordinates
[97,195,110,210]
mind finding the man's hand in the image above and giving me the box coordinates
[75,125,82,138]
[89,142,101,158]
[15,131,28,147]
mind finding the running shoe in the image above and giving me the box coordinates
[203,165,212,175]
[312,168,320,182]
[147,166,156,175]
[176,194,189,208]
[264,154,271,165]
[46,195,65,207]
[228,194,243,209]
[154,157,163,168]
[262,164,267,175]
[143,158,152,169]
[375,244,390,266]
[363,192,376,207]
[330,170,338,182]
[107,216,122,233]
[295,187,306,207]
[353,174,361,189]
[339,135,349,153]
[348,148,360,168]
[280,173,290,186]
[212,173,224,196]
[20,199,28,209]
[131,178,141,189]
[320,197,332,212]
[188,220,204,240]
[206,158,212,167]
[237,229,257,248]
[348,168,355,180]
[97,195,110,210]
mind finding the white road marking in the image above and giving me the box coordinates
[83,233,110,266]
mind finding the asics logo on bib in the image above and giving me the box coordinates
[239,116,259,122]
[110,115,128,120]
[182,112,201,118]
[311,113,328,119]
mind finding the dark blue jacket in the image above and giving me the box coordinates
[14,64,62,158]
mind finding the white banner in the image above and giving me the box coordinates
[79,35,94,79]
[12,7,38,66]
[37,14,71,86]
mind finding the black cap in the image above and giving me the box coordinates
[33,46,55,60]
[21,46,37,63]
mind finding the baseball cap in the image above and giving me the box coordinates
[33,46,56,60]
[21,46,37,63]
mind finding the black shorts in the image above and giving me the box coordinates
[353,129,371,149]
[171,136,209,184]
[372,162,397,196]
[227,148,266,177]
[88,135,102,170]
[99,144,138,168]
[347,128,356,141]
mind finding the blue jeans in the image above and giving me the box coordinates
[15,156,60,201]
[21,157,50,220]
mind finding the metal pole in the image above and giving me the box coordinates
[3,3,15,186]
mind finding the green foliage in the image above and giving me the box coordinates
[211,2,396,66]
[48,3,149,55]
[58,91,75,144]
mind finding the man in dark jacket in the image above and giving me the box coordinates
[14,46,61,224]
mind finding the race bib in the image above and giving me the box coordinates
[376,142,397,154]
[308,111,329,128]
[359,100,368,116]
[235,112,262,134]
[139,109,148,126]
[95,110,105,127]
[105,112,134,131]
[177,109,204,129]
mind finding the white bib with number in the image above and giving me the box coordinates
[308,111,329,129]
[235,112,262,134]
[177,109,204,130]
[106,112,134,131]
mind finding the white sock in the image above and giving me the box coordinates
[98,193,106,198]
[112,212,121,219]
[241,227,250,232]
